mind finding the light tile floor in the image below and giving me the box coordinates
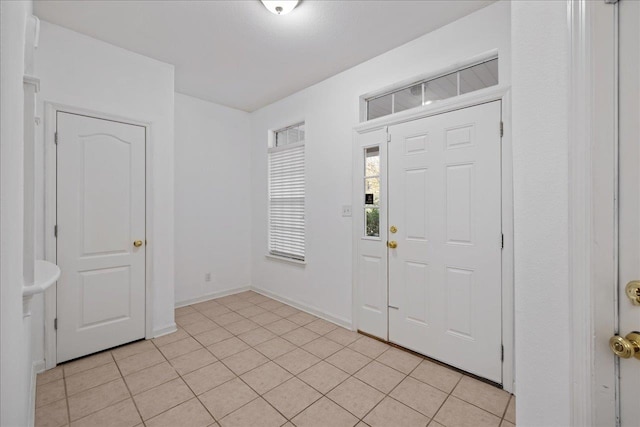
[35,291,516,427]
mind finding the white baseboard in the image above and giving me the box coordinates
[151,323,177,339]
[174,286,251,308]
[33,359,45,374]
[28,360,45,427]
[173,285,352,331]
[251,287,353,330]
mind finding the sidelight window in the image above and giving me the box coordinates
[364,146,380,237]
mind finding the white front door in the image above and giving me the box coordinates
[617,0,640,423]
[56,112,146,363]
[387,101,502,383]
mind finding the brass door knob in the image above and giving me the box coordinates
[387,241,398,249]
[625,281,640,305]
[133,240,143,247]
[609,332,640,360]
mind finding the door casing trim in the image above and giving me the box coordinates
[43,102,154,369]
[567,0,619,424]
[351,85,514,393]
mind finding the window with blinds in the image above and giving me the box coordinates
[268,122,305,261]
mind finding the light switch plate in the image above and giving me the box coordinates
[342,205,352,217]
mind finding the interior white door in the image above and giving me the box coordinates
[618,1,640,424]
[388,101,502,382]
[56,112,146,363]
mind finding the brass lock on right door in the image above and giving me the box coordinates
[625,280,640,305]
[609,332,640,360]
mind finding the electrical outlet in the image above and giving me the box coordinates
[205,273,211,282]
[342,205,352,217]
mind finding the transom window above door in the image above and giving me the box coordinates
[365,57,499,121]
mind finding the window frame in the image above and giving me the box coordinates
[360,52,499,122]
[267,122,306,264]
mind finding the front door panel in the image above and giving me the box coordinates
[388,101,502,383]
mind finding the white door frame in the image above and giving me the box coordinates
[352,85,514,393]
[43,102,155,369]
[567,0,622,425]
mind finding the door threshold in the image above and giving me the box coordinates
[357,330,504,391]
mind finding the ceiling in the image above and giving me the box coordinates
[34,0,495,112]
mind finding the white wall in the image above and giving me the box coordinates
[32,21,176,361]
[1,1,35,425]
[249,1,511,326]
[511,2,571,426]
[174,93,252,304]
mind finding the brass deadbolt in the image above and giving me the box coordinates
[609,332,640,360]
[625,281,640,306]
[390,226,398,234]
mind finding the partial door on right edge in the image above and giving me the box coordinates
[388,101,503,383]
[617,0,640,424]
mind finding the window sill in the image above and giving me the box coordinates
[265,254,306,266]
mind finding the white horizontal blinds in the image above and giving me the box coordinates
[269,127,305,261]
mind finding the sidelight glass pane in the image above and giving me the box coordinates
[364,145,380,238]
[365,208,380,237]
[365,146,380,177]
[365,177,380,206]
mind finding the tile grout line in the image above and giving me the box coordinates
[427,371,465,426]
[147,332,222,425]
[65,376,130,422]
[62,366,71,426]
[346,353,419,424]
[111,349,146,425]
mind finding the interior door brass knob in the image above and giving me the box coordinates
[609,332,640,360]
[625,281,640,305]
[133,240,143,247]
[387,241,398,249]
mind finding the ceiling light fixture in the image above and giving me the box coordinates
[261,0,299,15]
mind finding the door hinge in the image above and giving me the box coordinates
[387,133,391,142]
[500,122,504,138]
[54,225,58,238]
[604,0,618,4]
[501,233,504,249]
[501,345,504,361]
[54,132,58,144]
[54,318,57,330]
